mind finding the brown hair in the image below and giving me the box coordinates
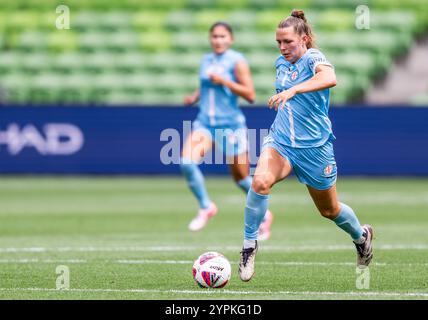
[209,21,233,36]
[278,10,316,49]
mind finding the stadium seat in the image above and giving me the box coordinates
[246,52,277,74]
[164,11,196,31]
[186,0,216,10]
[172,32,210,53]
[217,0,248,10]
[115,52,147,73]
[21,53,53,74]
[55,53,86,74]
[17,32,47,52]
[133,11,166,31]
[248,0,279,10]
[255,10,289,31]
[227,11,257,31]
[195,10,228,31]
[317,9,354,32]
[73,11,105,31]
[234,32,277,52]
[0,53,22,74]
[48,31,78,52]
[139,31,171,52]
[6,11,40,32]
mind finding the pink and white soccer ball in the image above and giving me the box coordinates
[192,252,231,288]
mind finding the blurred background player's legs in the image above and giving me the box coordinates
[180,129,217,231]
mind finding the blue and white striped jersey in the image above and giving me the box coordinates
[196,49,247,127]
[270,48,335,148]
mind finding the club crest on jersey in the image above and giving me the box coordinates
[290,70,299,81]
[323,164,334,175]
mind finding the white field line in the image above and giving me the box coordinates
[0,259,87,264]
[0,287,427,298]
[116,260,392,266]
[1,244,428,253]
[224,192,428,205]
[1,258,428,267]
[115,260,428,267]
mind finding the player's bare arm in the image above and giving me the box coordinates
[184,89,200,106]
[268,64,336,110]
[209,61,256,103]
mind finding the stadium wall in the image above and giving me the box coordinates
[0,106,427,176]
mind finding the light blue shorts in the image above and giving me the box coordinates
[193,120,248,157]
[263,135,337,190]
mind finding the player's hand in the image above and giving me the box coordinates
[184,94,198,106]
[268,88,296,111]
[209,73,226,86]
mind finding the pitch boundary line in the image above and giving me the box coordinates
[2,258,428,268]
[0,287,427,298]
[1,244,428,253]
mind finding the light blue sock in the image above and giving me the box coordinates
[237,176,252,193]
[238,176,268,224]
[333,202,364,242]
[180,158,211,209]
[244,189,269,240]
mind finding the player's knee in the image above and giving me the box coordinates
[319,206,340,220]
[252,176,271,194]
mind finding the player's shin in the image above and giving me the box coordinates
[333,202,365,243]
[180,157,211,209]
[243,189,269,248]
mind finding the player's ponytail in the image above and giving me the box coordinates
[291,9,307,23]
[278,9,316,49]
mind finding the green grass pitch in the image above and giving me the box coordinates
[0,176,427,300]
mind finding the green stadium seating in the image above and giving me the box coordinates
[164,11,195,31]
[227,11,257,31]
[133,11,166,31]
[234,32,277,52]
[172,32,210,53]
[195,10,228,31]
[139,31,171,52]
[0,0,426,105]
[248,0,279,10]
[0,53,22,74]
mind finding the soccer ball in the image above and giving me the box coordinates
[192,252,231,288]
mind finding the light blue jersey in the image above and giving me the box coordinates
[271,48,335,148]
[197,49,247,127]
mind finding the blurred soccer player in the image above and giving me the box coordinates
[238,10,374,281]
[181,22,273,239]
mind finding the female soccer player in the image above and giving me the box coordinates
[238,10,374,281]
[180,22,273,239]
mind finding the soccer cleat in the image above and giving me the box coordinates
[354,224,374,267]
[188,202,218,231]
[258,210,273,241]
[239,241,258,282]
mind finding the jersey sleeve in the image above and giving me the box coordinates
[307,49,333,75]
[233,51,248,67]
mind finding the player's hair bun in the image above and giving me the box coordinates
[291,9,307,23]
